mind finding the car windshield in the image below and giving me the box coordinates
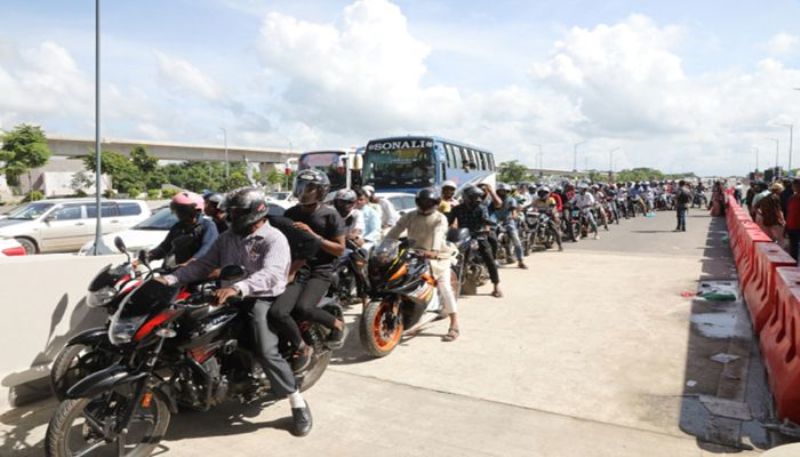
[363,143,435,189]
[6,202,55,220]
[133,207,177,230]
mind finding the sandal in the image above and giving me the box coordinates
[442,327,460,342]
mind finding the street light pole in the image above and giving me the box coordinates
[778,123,794,174]
[753,147,759,171]
[91,0,110,255]
[219,127,229,179]
[532,143,543,176]
[573,141,586,172]
[766,137,780,177]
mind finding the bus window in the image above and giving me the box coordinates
[444,144,454,168]
[477,151,486,171]
[488,153,495,171]
[468,149,478,170]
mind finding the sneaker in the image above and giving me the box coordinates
[326,324,347,350]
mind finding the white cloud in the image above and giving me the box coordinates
[154,51,221,101]
[767,32,799,55]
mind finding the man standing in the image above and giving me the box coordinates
[785,178,800,261]
[674,180,691,232]
[362,185,399,228]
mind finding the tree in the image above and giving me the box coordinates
[83,151,142,196]
[498,160,531,183]
[0,124,52,189]
[70,171,94,196]
[130,146,158,174]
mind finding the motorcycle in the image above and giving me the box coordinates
[565,203,582,242]
[691,190,707,208]
[526,208,558,250]
[359,239,446,357]
[49,236,191,401]
[45,265,339,457]
[329,239,369,306]
[494,223,515,265]
[449,228,489,296]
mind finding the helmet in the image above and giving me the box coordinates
[578,183,589,191]
[224,187,270,235]
[333,189,357,217]
[415,187,441,214]
[442,180,457,191]
[171,191,204,222]
[204,192,225,206]
[537,186,550,198]
[293,169,330,205]
[361,185,376,198]
[462,184,485,205]
[496,182,511,193]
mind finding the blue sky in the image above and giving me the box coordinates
[1,0,800,175]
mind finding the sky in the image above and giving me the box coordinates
[1,0,800,176]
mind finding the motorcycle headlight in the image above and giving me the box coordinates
[108,315,148,346]
[86,286,117,308]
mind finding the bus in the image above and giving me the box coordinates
[362,136,496,194]
[296,149,363,191]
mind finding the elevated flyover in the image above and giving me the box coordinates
[46,135,300,164]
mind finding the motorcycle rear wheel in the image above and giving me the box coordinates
[45,389,170,457]
[359,299,403,357]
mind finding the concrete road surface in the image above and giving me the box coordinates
[0,208,768,456]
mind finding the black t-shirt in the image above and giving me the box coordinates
[284,204,345,271]
[267,215,320,261]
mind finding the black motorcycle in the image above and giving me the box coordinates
[448,228,489,296]
[329,239,369,306]
[45,266,339,457]
[527,208,559,250]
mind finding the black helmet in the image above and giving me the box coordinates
[204,192,225,207]
[224,187,269,235]
[293,169,330,205]
[462,184,485,205]
[415,187,441,213]
[333,189,357,217]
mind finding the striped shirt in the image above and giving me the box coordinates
[164,222,290,298]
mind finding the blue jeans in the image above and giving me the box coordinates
[676,208,687,231]
[506,222,524,261]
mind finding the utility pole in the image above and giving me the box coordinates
[778,123,794,174]
[532,143,543,177]
[753,147,759,171]
[573,141,586,172]
[91,0,110,255]
[766,137,780,178]
[220,127,229,178]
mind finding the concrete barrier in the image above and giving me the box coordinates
[0,253,125,409]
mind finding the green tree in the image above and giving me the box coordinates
[83,151,142,195]
[0,124,52,188]
[130,145,159,174]
[498,160,531,183]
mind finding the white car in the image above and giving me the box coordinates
[78,202,290,255]
[0,198,151,254]
[377,192,417,216]
[0,238,26,256]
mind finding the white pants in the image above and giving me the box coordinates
[432,260,458,315]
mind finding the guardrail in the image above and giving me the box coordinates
[726,196,800,423]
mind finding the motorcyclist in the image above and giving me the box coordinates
[490,182,527,269]
[269,170,347,372]
[571,184,599,240]
[158,187,313,437]
[385,188,460,341]
[203,192,229,234]
[333,189,365,243]
[148,191,218,264]
[530,186,563,251]
[448,184,503,298]
[354,188,382,247]
[439,180,460,215]
[362,185,399,228]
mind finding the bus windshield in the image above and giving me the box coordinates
[298,151,347,190]
[363,144,435,189]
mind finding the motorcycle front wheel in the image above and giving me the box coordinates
[359,299,403,357]
[50,344,119,401]
[45,388,170,457]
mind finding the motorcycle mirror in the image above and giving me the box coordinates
[219,265,247,282]
[114,236,128,254]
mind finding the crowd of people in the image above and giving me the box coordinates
[142,172,714,437]
[739,177,800,261]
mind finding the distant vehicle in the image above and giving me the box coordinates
[78,202,288,255]
[362,135,496,194]
[267,191,291,201]
[297,149,363,191]
[0,238,26,256]
[0,198,151,254]
[377,192,416,216]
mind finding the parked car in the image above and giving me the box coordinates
[78,202,288,255]
[0,198,151,254]
[0,238,26,256]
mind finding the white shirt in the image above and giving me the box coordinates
[571,192,596,209]
[379,198,399,226]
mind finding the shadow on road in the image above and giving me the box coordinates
[677,214,781,452]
